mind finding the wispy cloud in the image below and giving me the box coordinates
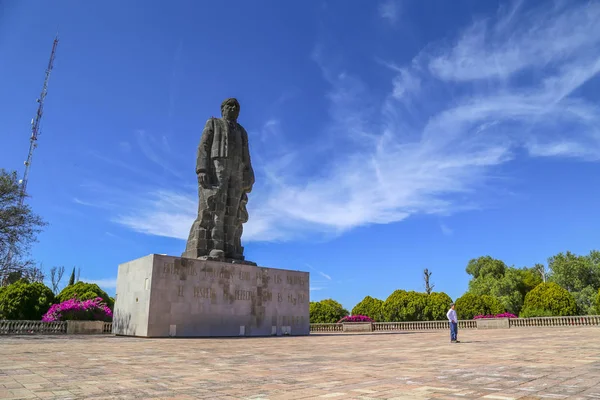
[306,264,332,281]
[379,0,399,25]
[440,223,453,236]
[82,277,117,289]
[101,2,600,243]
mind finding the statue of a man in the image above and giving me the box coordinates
[182,98,255,262]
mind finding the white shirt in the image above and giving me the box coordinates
[447,309,457,323]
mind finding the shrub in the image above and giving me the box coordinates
[309,299,349,323]
[572,286,597,315]
[596,289,600,314]
[57,281,114,309]
[455,293,504,320]
[351,296,384,321]
[338,315,373,323]
[0,279,55,320]
[42,297,112,322]
[424,292,453,320]
[473,313,517,319]
[520,282,577,317]
[383,290,429,322]
[519,307,555,318]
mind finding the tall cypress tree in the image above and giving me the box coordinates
[68,267,75,286]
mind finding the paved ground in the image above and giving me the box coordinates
[1,327,599,400]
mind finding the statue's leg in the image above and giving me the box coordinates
[210,159,230,257]
[225,168,244,259]
[182,184,213,258]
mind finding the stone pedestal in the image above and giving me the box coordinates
[476,318,510,329]
[113,254,310,337]
[342,322,373,332]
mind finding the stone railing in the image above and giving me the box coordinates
[509,315,600,328]
[310,323,343,332]
[0,320,67,335]
[373,320,477,331]
[0,320,114,335]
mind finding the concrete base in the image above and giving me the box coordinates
[476,318,510,329]
[113,254,310,337]
[66,321,104,334]
[342,322,373,332]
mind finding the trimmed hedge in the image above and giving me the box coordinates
[0,279,55,320]
[57,281,114,309]
[455,293,504,320]
[520,282,576,317]
[351,296,384,321]
[309,299,349,323]
[383,290,428,322]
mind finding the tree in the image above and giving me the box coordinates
[520,282,577,317]
[424,292,453,320]
[50,265,65,294]
[547,250,600,315]
[68,267,75,286]
[351,296,384,321]
[465,256,542,315]
[0,169,47,285]
[309,299,349,323]
[57,281,114,309]
[454,293,504,320]
[383,290,429,322]
[423,268,434,294]
[0,279,55,320]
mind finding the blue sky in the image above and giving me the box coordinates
[1,0,599,311]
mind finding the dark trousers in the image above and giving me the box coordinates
[450,321,458,341]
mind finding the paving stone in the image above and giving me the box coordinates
[0,327,599,399]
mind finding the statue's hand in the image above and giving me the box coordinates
[198,172,209,189]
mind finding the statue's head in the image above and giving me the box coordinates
[221,98,240,121]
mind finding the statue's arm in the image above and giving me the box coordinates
[196,118,214,174]
[241,127,255,190]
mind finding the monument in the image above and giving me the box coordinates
[113,98,310,337]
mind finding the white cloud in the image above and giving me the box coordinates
[82,278,117,289]
[105,2,600,243]
[440,223,453,236]
[379,0,399,25]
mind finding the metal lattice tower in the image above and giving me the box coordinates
[18,35,59,206]
[1,35,59,284]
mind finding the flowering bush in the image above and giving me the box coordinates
[473,313,517,319]
[338,315,373,323]
[42,297,113,322]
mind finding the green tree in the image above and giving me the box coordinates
[383,290,429,322]
[547,250,600,292]
[68,267,75,286]
[454,293,504,320]
[0,279,55,320]
[351,296,384,321]
[466,256,542,315]
[572,286,597,315]
[424,292,453,320]
[0,169,47,284]
[520,282,577,317]
[57,281,114,309]
[596,289,600,314]
[309,299,348,323]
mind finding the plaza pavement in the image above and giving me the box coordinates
[1,327,599,400]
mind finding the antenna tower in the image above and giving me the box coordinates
[19,35,59,206]
[1,35,59,284]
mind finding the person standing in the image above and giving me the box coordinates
[447,303,459,343]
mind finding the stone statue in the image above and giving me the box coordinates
[182,98,255,263]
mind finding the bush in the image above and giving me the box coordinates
[338,315,373,323]
[597,289,600,314]
[383,290,429,322]
[520,282,577,317]
[42,297,112,322]
[572,286,597,315]
[519,307,555,318]
[0,279,55,320]
[57,281,114,309]
[309,299,349,323]
[455,293,504,320]
[424,292,453,320]
[351,296,384,321]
